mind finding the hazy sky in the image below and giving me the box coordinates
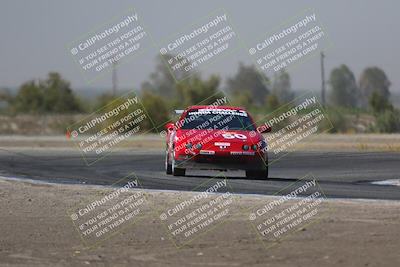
[0,0,399,92]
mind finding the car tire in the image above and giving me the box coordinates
[165,150,172,175]
[173,167,186,176]
[171,150,186,176]
[166,164,173,174]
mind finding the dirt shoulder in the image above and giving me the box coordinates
[0,178,399,267]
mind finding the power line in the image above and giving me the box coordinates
[112,61,118,96]
[320,51,326,107]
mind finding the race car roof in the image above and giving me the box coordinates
[187,105,245,110]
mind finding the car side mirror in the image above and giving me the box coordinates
[257,125,271,133]
[165,122,175,132]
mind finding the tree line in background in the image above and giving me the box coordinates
[0,54,398,133]
[328,64,399,132]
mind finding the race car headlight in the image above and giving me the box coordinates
[185,142,193,149]
[242,144,249,151]
[195,143,202,149]
[259,140,267,149]
[251,144,258,150]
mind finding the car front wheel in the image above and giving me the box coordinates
[172,151,186,176]
[165,150,172,175]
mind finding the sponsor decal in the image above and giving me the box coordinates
[230,151,255,156]
[215,142,230,149]
[200,150,216,155]
[188,109,248,117]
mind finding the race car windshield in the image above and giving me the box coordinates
[179,109,255,130]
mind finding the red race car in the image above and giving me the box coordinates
[164,105,271,179]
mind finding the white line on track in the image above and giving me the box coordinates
[1,175,399,204]
[371,179,400,186]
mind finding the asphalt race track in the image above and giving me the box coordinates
[0,149,399,200]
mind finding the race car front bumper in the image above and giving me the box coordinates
[175,151,268,171]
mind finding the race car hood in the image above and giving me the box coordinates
[175,129,263,145]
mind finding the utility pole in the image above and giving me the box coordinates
[320,51,326,107]
[112,61,118,96]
